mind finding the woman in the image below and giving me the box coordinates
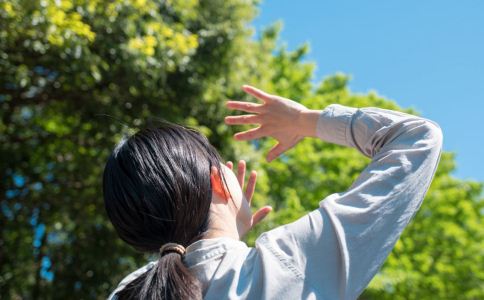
[104,85,442,299]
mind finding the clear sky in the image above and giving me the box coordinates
[252,0,484,182]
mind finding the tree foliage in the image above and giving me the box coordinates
[0,0,482,299]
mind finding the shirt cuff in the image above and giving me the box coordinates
[315,104,357,147]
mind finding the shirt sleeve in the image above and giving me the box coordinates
[256,104,443,299]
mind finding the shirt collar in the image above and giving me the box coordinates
[184,237,248,267]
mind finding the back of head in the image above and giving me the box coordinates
[103,122,223,299]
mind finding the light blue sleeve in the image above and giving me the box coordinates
[257,104,443,299]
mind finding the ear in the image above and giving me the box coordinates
[210,166,230,201]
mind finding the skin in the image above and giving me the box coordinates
[205,85,323,240]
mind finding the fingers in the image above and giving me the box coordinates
[225,114,260,125]
[233,126,266,141]
[251,206,272,227]
[228,160,257,203]
[237,160,246,188]
[245,170,257,204]
[242,85,274,103]
[226,101,264,113]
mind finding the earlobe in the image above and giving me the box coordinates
[210,166,229,201]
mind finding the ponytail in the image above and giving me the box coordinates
[115,252,202,300]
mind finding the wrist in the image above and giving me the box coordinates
[297,109,322,138]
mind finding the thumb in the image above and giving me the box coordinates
[251,206,273,227]
[267,142,289,162]
[267,137,302,162]
[267,139,301,162]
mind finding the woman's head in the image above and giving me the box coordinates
[104,123,221,251]
[102,122,249,299]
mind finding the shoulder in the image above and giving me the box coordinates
[107,261,157,300]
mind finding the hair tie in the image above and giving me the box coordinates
[160,243,186,257]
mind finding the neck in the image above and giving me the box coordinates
[204,209,241,241]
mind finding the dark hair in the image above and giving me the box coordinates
[103,122,227,299]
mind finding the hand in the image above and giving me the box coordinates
[225,85,313,162]
[226,160,272,229]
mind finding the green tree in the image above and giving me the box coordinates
[0,0,265,298]
[1,0,482,299]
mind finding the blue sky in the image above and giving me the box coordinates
[252,0,484,182]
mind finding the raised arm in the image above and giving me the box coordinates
[226,85,443,299]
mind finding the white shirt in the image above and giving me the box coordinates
[108,104,443,300]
